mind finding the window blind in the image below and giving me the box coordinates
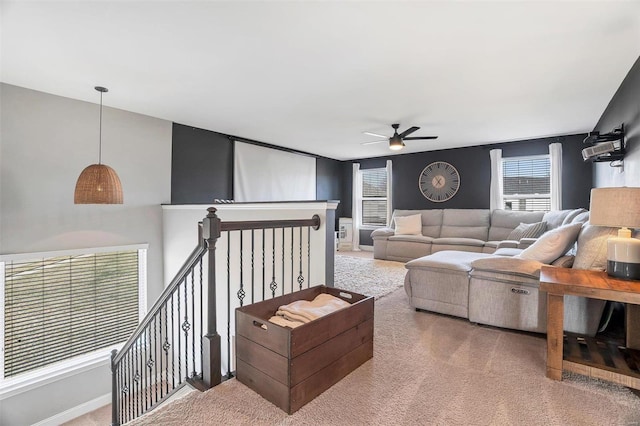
[502,156,551,212]
[361,168,387,226]
[3,250,140,378]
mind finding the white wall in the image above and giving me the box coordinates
[162,201,337,375]
[593,136,640,188]
[0,84,172,425]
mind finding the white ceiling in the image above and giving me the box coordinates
[2,1,639,161]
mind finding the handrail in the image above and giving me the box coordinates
[113,243,207,364]
[111,208,325,425]
[221,214,320,232]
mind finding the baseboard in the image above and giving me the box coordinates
[359,245,373,252]
[33,393,110,426]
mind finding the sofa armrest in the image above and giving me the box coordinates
[471,257,544,280]
[518,238,537,249]
[496,240,518,249]
[371,227,395,238]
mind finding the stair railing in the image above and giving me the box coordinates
[110,207,321,425]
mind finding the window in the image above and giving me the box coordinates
[360,167,388,227]
[1,246,146,381]
[502,155,551,211]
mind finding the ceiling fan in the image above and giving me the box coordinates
[362,123,438,151]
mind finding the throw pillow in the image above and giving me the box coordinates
[562,208,587,226]
[572,211,590,224]
[572,224,618,271]
[517,222,583,264]
[394,214,422,236]
[542,210,572,230]
[507,221,547,241]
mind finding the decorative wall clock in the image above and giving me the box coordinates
[419,161,460,202]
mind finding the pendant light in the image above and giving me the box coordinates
[74,86,123,204]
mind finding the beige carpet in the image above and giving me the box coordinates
[334,253,406,299]
[128,288,640,426]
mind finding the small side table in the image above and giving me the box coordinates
[540,266,640,390]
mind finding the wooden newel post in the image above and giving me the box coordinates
[110,349,119,426]
[201,207,222,388]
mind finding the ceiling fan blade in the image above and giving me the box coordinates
[403,136,438,140]
[399,126,420,138]
[361,140,387,146]
[363,131,389,138]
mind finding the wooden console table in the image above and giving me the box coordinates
[540,266,640,390]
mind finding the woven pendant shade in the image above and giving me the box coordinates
[74,86,123,204]
[74,164,123,204]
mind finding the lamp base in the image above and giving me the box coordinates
[607,235,640,281]
[607,260,640,281]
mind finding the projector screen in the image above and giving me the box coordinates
[233,142,316,202]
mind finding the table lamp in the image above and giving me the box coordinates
[589,187,640,280]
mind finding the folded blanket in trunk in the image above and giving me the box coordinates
[267,315,305,329]
[274,293,350,325]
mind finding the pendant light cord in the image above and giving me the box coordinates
[99,90,103,165]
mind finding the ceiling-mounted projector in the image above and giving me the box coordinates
[582,142,616,161]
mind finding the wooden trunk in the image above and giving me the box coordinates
[235,285,374,414]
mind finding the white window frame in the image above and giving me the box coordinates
[0,244,148,399]
[358,167,389,230]
[501,154,552,212]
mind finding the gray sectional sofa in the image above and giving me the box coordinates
[370,207,613,336]
[400,211,616,336]
[372,208,586,262]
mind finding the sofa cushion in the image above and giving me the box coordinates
[496,240,518,249]
[404,251,493,272]
[431,237,485,247]
[552,255,575,268]
[393,209,443,238]
[517,222,583,264]
[471,256,544,280]
[386,240,431,262]
[405,251,493,272]
[394,214,422,235]
[388,235,434,243]
[506,221,547,241]
[440,209,490,240]
[493,248,523,256]
[484,241,500,249]
[517,238,537,249]
[488,210,545,241]
[572,224,618,271]
[371,227,394,238]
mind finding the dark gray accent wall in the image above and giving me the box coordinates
[316,157,345,229]
[171,124,346,230]
[172,125,594,248]
[324,208,336,286]
[340,161,353,221]
[171,123,233,204]
[593,55,640,187]
[356,134,592,246]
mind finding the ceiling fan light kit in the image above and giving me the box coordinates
[389,136,405,150]
[362,123,438,151]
